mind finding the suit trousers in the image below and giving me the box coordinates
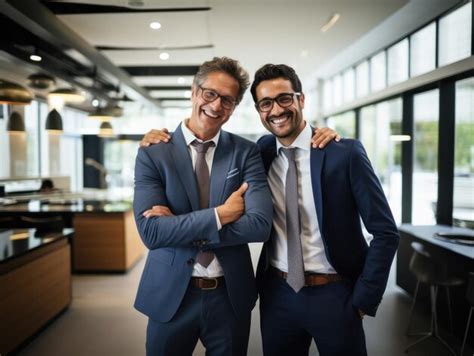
[146,281,251,356]
[260,271,367,356]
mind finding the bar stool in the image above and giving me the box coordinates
[461,272,474,356]
[405,242,464,355]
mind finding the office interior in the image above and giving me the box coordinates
[0,0,472,355]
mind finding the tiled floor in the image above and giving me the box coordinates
[17,245,472,356]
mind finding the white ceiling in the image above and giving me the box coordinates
[55,0,408,88]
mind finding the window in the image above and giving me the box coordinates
[332,75,343,108]
[438,2,472,66]
[360,99,403,223]
[343,68,355,103]
[410,22,436,77]
[24,101,40,176]
[412,89,439,225]
[453,77,474,227]
[323,79,333,112]
[370,51,386,92]
[387,39,409,85]
[356,61,369,98]
[326,111,356,139]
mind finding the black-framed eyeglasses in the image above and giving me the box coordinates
[255,92,301,112]
[198,86,237,110]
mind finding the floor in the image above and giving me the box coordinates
[16,244,471,356]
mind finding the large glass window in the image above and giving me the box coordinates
[343,68,355,103]
[104,138,138,198]
[326,111,356,139]
[387,39,409,85]
[24,101,40,176]
[0,105,10,177]
[410,22,436,77]
[412,89,439,225]
[453,77,474,227]
[355,61,369,98]
[323,79,333,112]
[333,75,343,108]
[360,99,403,223]
[370,51,386,92]
[438,2,472,66]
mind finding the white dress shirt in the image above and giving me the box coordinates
[181,119,224,277]
[267,121,336,274]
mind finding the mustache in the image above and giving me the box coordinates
[267,110,292,123]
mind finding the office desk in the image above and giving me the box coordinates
[397,224,474,344]
[0,228,73,355]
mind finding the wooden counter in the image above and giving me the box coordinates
[0,229,73,355]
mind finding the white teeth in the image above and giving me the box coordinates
[203,110,218,118]
[270,115,290,125]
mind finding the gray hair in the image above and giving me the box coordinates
[193,57,249,105]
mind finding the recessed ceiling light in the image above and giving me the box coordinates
[184,90,191,98]
[321,13,340,33]
[30,54,42,62]
[150,21,162,30]
[159,52,170,60]
[92,99,100,107]
[177,77,185,84]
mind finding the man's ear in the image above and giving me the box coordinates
[191,85,198,99]
[299,92,305,109]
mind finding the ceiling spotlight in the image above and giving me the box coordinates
[321,13,341,33]
[30,54,42,62]
[27,73,55,90]
[92,99,100,107]
[159,52,170,60]
[177,77,185,84]
[150,22,162,30]
[184,90,191,98]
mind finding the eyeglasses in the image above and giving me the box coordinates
[256,92,301,112]
[198,86,237,110]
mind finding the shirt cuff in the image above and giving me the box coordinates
[214,208,222,230]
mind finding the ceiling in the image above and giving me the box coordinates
[0,0,408,112]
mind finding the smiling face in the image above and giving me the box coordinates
[255,78,305,146]
[188,71,239,141]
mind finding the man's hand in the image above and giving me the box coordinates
[311,127,341,149]
[143,205,174,218]
[216,182,248,226]
[139,128,171,147]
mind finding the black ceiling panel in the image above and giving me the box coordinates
[122,66,200,76]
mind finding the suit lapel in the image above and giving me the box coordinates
[170,124,200,210]
[209,131,233,206]
[310,147,325,231]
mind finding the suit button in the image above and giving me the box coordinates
[187,258,195,265]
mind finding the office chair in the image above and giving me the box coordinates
[405,242,464,355]
[461,272,474,356]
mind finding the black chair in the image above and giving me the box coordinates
[405,242,464,355]
[461,272,474,356]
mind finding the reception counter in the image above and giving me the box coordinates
[397,224,474,345]
[0,228,73,355]
[0,198,144,272]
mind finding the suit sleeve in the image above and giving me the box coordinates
[133,148,220,250]
[208,144,273,248]
[349,140,400,316]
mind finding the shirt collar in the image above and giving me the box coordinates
[182,118,220,147]
[276,120,311,154]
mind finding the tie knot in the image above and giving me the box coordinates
[192,140,215,154]
[280,147,296,161]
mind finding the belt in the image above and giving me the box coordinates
[270,267,342,286]
[190,277,225,290]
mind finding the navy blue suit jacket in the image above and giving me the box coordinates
[134,124,273,322]
[256,135,399,316]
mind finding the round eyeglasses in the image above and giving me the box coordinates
[256,92,301,112]
[199,86,237,110]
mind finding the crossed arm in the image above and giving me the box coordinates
[134,145,273,250]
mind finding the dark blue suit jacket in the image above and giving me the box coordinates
[134,124,273,322]
[256,135,399,316]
